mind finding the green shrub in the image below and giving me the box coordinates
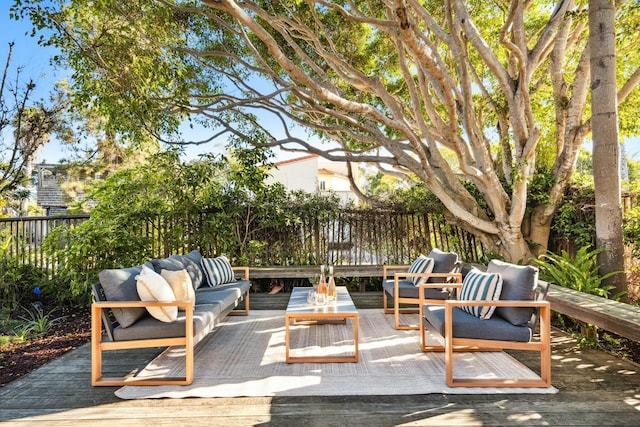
[533,245,625,348]
[532,245,623,299]
[18,306,65,337]
[0,256,49,315]
[623,205,640,259]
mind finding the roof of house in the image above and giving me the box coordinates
[274,154,318,166]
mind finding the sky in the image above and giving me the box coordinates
[2,5,639,165]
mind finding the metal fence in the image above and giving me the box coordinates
[0,215,89,276]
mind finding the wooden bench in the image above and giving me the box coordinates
[249,265,382,279]
[546,285,640,343]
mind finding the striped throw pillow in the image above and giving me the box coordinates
[201,256,234,287]
[408,255,435,286]
[459,270,503,319]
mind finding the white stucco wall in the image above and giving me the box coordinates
[266,155,319,193]
[267,155,360,205]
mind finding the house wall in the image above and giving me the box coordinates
[266,155,319,193]
[267,155,360,205]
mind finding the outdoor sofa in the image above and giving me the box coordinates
[90,250,250,386]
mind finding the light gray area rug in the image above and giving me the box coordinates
[116,309,557,399]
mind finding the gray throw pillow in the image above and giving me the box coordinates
[98,264,148,328]
[486,259,538,325]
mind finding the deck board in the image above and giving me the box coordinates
[2,301,640,425]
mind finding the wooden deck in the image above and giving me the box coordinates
[2,294,640,425]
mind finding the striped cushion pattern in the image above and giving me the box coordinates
[408,255,435,286]
[201,256,234,287]
[459,270,503,319]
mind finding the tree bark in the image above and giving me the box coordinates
[589,0,627,301]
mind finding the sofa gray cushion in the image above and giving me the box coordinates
[423,304,532,342]
[486,259,539,326]
[98,264,149,328]
[195,280,251,306]
[151,250,206,290]
[112,305,219,343]
[195,279,251,295]
[181,250,206,289]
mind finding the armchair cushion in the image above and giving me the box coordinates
[408,255,434,286]
[98,264,148,328]
[201,255,234,287]
[383,279,450,300]
[459,269,502,319]
[428,249,459,282]
[423,304,532,342]
[487,259,538,326]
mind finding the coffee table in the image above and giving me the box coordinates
[285,286,359,363]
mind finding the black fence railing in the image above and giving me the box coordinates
[0,214,89,277]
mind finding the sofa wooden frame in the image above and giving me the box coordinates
[91,266,250,387]
[382,265,462,330]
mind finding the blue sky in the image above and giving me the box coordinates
[2,5,639,164]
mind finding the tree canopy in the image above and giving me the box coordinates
[12,0,640,262]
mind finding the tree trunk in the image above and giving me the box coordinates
[589,0,627,301]
[527,207,553,257]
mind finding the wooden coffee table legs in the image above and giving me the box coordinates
[285,313,359,363]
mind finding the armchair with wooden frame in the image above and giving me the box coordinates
[419,259,552,388]
[383,249,461,330]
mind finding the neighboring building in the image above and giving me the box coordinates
[34,164,70,215]
[34,163,95,215]
[266,154,360,205]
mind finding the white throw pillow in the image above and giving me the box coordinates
[459,269,503,319]
[136,265,178,322]
[160,269,196,308]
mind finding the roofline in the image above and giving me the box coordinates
[274,154,319,166]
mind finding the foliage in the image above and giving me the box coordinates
[41,149,221,300]
[0,42,68,200]
[18,305,65,337]
[625,157,640,191]
[550,186,597,250]
[0,318,31,346]
[14,0,640,263]
[532,246,623,299]
[0,234,51,314]
[0,304,65,348]
[623,204,640,259]
[40,147,345,300]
